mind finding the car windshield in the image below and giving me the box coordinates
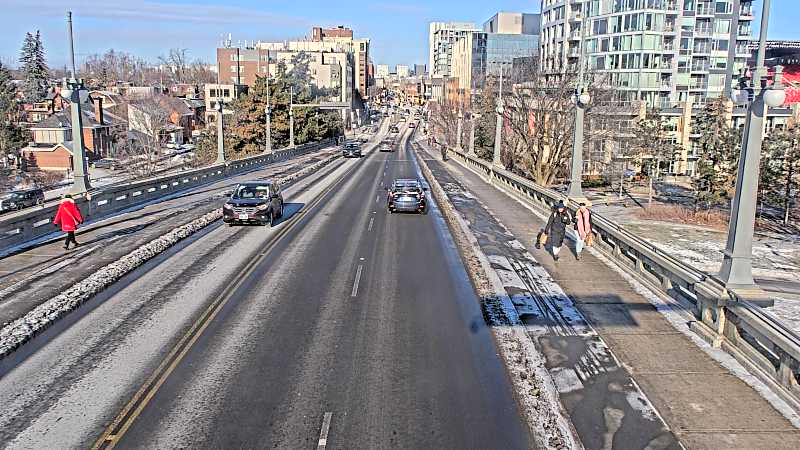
[233,185,270,199]
[9,192,26,199]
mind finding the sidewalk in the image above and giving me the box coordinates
[414,140,800,449]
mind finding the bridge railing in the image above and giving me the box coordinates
[447,147,800,412]
[0,141,332,255]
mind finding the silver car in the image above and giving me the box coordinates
[387,179,428,214]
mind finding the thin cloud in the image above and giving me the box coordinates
[6,0,312,26]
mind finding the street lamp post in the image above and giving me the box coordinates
[215,101,226,164]
[469,112,480,156]
[63,11,91,195]
[456,110,463,150]
[289,86,295,148]
[265,77,272,154]
[567,2,589,201]
[493,69,504,167]
[720,0,785,291]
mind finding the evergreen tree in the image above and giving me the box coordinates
[762,126,800,224]
[19,30,49,103]
[691,98,740,210]
[0,62,27,164]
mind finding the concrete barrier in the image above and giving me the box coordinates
[446,146,800,413]
[0,141,332,254]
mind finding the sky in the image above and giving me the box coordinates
[1,0,799,70]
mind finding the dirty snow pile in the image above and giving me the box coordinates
[0,152,340,359]
[0,209,222,358]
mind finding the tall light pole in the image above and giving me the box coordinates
[456,110,463,150]
[289,86,295,148]
[63,11,91,194]
[215,100,226,164]
[265,77,272,154]
[720,0,785,290]
[567,2,590,201]
[469,112,480,156]
[493,67,504,167]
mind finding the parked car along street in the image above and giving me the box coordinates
[0,188,45,213]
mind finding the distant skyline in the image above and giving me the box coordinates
[2,0,798,70]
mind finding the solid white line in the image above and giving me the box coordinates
[351,265,363,297]
[368,217,374,231]
[375,194,379,203]
[317,412,333,450]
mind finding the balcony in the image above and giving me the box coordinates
[738,27,752,37]
[663,23,676,33]
[569,29,581,40]
[693,46,711,54]
[691,64,710,73]
[695,27,712,38]
[740,6,754,18]
[697,6,714,16]
[689,82,708,90]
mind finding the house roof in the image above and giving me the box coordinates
[22,141,74,155]
[31,101,114,130]
[130,95,193,117]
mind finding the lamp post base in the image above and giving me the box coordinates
[70,176,91,195]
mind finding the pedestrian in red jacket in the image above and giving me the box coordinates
[53,194,83,250]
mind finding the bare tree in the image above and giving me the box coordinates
[120,96,172,178]
[158,48,189,85]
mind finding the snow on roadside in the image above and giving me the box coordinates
[0,152,342,359]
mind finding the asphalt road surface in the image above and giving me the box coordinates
[0,125,531,449]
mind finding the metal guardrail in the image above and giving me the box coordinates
[0,141,333,255]
[448,147,800,412]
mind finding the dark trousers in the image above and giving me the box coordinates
[64,231,78,247]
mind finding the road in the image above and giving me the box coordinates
[0,125,531,449]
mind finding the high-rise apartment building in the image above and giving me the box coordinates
[483,12,542,35]
[449,12,540,106]
[376,64,390,78]
[396,65,411,78]
[429,21,480,76]
[414,64,427,76]
[539,0,754,108]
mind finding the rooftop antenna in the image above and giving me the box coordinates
[67,11,77,78]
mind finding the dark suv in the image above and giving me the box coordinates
[0,188,45,213]
[387,179,427,214]
[223,181,284,226]
[342,141,362,158]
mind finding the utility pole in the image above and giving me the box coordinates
[265,77,272,154]
[456,110,463,150]
[469,112,479,156]
[567,2,590,201]
[492,67,504,167]
[720,0,785,291]
[289,86,295,148]
[215,101,225,164]
[64,11,91,194]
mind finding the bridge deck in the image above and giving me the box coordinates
[416,139,800,449]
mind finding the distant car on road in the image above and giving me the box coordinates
[91,158,121,170]
[390,125,400,134]
[342,141,362,158]
[408,122,416,129]
[0,188,45,213]
[387,178,428,214]
[223,181,284,226]
[379,141,394,152]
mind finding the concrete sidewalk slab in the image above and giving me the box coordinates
[414,138,800,449]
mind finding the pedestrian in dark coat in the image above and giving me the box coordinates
[544,202,572,261]
[53,194,83,250]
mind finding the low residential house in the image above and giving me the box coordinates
[182,97,206,137]
[204,83,248,125]
[22,90,68,125]
[89,90,128,119]
[22,98,117,171]
[128,95,194,146]
[170,83,199,98]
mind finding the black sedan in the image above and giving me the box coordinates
[223,181,284,226]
